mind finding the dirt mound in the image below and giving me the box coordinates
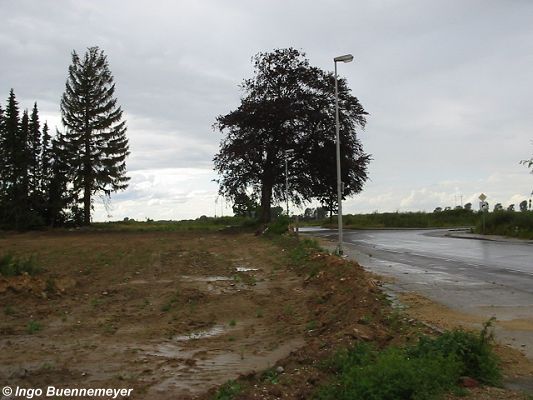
[0,274,46,295]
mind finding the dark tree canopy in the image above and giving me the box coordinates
[214,48,370,222]
[0,90,63,229]
[60,46,129,225]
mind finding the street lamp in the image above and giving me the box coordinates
[334,54,353,255]
[285,149,294,216]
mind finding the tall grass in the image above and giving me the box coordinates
[340,209,479,229]
[475,211,533,239]
[0,254,41,276]
[316,321,501,400]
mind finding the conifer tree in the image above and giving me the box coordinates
[40,121,51,191]
[60,46,130,225]
[28,103,41,198]
[1,90,21,226]
[0,104,6,210]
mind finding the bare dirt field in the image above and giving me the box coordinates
[1,229,532,399]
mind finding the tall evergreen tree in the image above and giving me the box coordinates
[16,110,31,226]
[40,121,51,191]
[0,104,6,210]
[60,46,130,225]
[28,103,41,198]
[1,90,21,227]
[44,134,71,226]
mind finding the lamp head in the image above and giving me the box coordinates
[334,54,354,63]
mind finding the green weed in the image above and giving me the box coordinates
[261,368,280,384]
[27,320,42,334]
[161,289,180,312]
[408,318,501,385]
[212,380,242,400]
[4,305,16,316]
[0,254,41,276]
[316,321,501,400]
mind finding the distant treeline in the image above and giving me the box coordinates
[321,209,533,239]
[478,210,533,239]
[0,90,72,230]
[341,209,479,228]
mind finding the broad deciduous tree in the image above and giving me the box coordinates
[214,48,370,222]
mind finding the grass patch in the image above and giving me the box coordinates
[316,321,500,400]
[212,380,243,400]
[261,368,280,384]
[161,289,181,312]
[408,318,501,385]
[4,305,16,316]
[0,253,41,276]
[27,320,42,334]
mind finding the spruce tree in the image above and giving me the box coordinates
[28,103,41,198]
[0,104,5,211]
[40,121,51,191]
[60,46,130,225]
[1,90,21,227]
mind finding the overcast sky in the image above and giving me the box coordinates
[1,0,532,220]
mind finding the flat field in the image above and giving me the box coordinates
[0,229,531,399]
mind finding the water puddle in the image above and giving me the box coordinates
[174,325,226,341]
[146,337,304,397]
[236,267,258,272]
[119,279,173,285]
[181,275,232,282]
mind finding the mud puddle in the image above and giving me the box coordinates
[145,335,304,397]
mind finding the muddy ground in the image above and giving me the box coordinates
[1,230,532,399]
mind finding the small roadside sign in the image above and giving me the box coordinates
[479,193,487,201]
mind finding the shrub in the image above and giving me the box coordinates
[0,254,41,277]
[27,320,42,334]
[268,215,290,235]
[316,345,460,400]
[315,322,501,400]
[212,380,242,400]
[408,319,501,385]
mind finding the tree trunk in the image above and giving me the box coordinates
[260,181,273,223]
[83,128,91,225]
[83,180,91,225]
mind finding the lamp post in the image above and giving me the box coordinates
[285,149,294,216]
[334,54,353,255]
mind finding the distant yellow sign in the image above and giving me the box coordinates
[479,193,487,201]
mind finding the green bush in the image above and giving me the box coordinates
[212,380,242,400]
[476,211,533,239]
[27,320,42,334]
[0,254,41,277]
[267,215,290,235]
[315,322,501,400]
[408,319,501,385]
[316,345,460,400]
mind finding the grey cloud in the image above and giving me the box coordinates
[1,0,532,219]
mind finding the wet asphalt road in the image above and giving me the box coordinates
[302,227,533,357]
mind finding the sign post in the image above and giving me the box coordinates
[479,193,487,234]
